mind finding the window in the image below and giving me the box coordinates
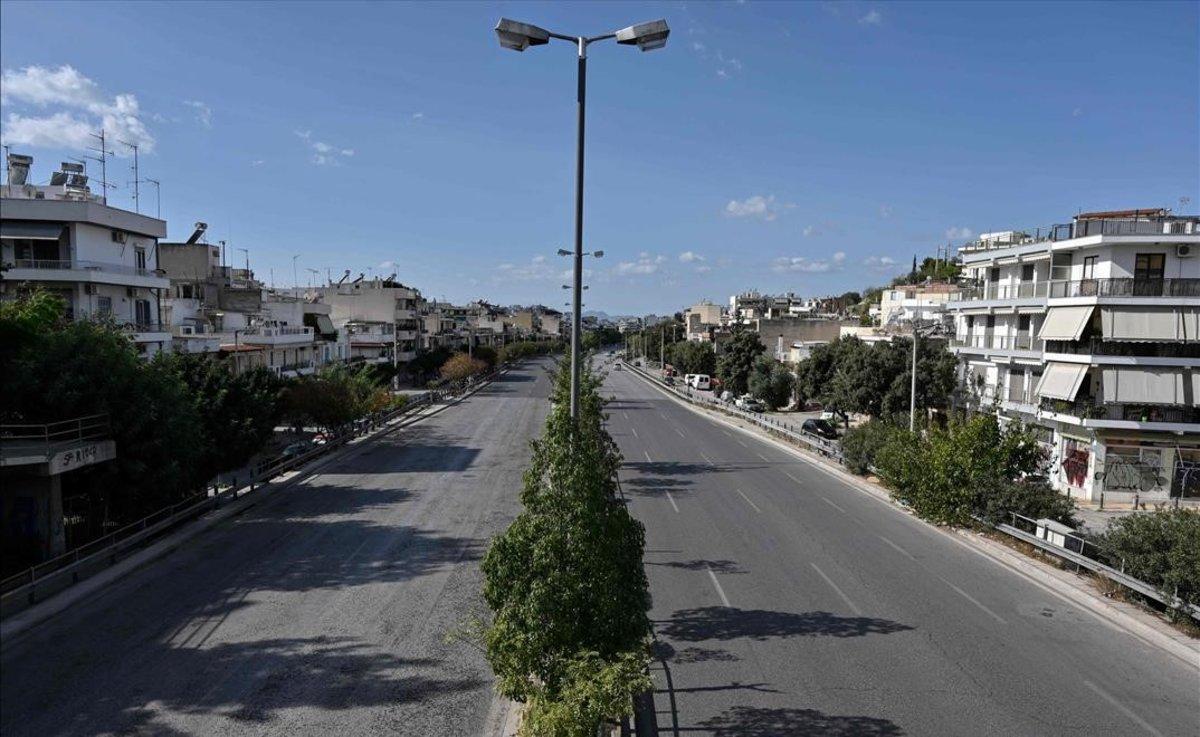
[1021,264,1035,281]
[1051,253,1073,281]
[989,267,1000,282]
[985,315,995,329]
[1081,256,1096,280]
[1133,253,1165,296]
[1018,315,1030,332]
[97,296,113,316]
[135,299,152,327]
[135,247,147,270]
[177,284,193,299]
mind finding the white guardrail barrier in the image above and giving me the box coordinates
[620,359,1200,622]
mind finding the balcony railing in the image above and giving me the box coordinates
[5,258,163,279]
[954,281,1048,301]
[961,217,1198,252]
[1044,338,1200,358]
[1040,397,1200,424]
[0,414,110,452]
[951,333,1041,351]
[121,321,169,334]
[1047,278,1200,299]
[240,326,314,337]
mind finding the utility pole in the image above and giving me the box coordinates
[910,327,919,432]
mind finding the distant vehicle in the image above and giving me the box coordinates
[736,395,765,412]
[614,363,622,371]
[820,408,848,424]
[688,374,711,391]
[802,419,839,440]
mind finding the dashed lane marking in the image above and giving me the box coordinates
[707,565,732,607]
[736,489,762,513]
[810,562,862,615]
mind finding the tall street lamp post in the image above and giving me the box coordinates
[496,17,669,422]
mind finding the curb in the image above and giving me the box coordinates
[619,361,1200,668]
[0,371,508,649]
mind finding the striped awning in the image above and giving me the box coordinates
[1035,362,1089,401]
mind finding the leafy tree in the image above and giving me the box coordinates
[284,363,388,432]
[482,359,650,731]
[473,345,498,371]
[408,346,452,382]
[840,419,900,475]
[582,326,622,352]
[716,328,765,396]
[666,340,716,376]
[747,356,795,410]
[168,353,285,482]
[1098,509,1200,618]
[441,353,487,382]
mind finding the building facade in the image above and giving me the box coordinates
[946,209,1199,503]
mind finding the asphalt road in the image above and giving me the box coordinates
[0,360,555,737]
[603,361,1199,737]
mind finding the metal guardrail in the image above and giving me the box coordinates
[0,392,439,612]
[621,361,843,463]
[0,414,110,448]
[997,512,1199,621]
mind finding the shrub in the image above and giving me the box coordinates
[1097,509,1200,617]
[974,479,1076,527]
[840,419,900,475]
[747,356,795,410]
[440,352,487,382]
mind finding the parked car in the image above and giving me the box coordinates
[801,419,839,440]
[736,395,766,412]
[820,408,848,425]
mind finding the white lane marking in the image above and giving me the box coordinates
[644,450,652,463]
[622,411,630,420]
[631,427,639,438]
[940,578,1008,625]
[699,451,715,465]
[735,438,748,448]
[1083,680,1166,737]
[674,427,686,438]
[755,452,770,462]
[821,496,847,514]
[659,412,670,421]
[665,490,680,513]
[707,565,732,607]
[810,563,862,615]
[785,471,803,485]
[736,489,762,513]
[879,536,918,562]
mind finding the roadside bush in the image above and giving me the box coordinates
[974,479,1076,527]
[498,340,564,364]
[1097,509,1200,617]
[840,419,900,475]
[440,352,487,382]
[520,651,651,737]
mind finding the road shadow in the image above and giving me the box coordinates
[648,559,745,575]
[656,607,914,641]
[652,640,740,664]
[695,705,905,736]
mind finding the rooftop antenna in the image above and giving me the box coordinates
[237,247,250,274]
[120,140,139,212]
[141,178,161,218]
[306,268,320,288]
[86,130,114,204]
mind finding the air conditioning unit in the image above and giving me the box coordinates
[111,230,127,244]
[1177,244,1194,258]
[179,325,196,335]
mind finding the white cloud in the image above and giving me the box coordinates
[532,254,546,264]
[772,251,846,273]
[295,129,354,165]
[616,254,665,276]
[412,112,424,120]
[692,41,706,53]
[183,99,212,128]
[494,255,558,281]
[859,9,883,25]
[679,251,705,263]
[864,255,898,270]
[378,260,398,270]
[802,225,816,237]
[250,159,265,167]
[0,64,155,153]
[725,194,779,221]
[694,265,712,273]
[944,226,973,240]
[878,204,893,218]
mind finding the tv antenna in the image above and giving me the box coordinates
[120,140,139,212]
[237,247,250,274]
[86,130,114,204]
[141,178,161,218]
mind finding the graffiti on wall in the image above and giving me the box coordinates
[1102,455,1167,492]
[1061,440,1089,488]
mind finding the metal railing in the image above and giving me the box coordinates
[951,333,1042,351]
[955,281,1048,301]
[999,512,1199,620]
[1044,337,1200,358]
[1048,277,1200,299]
[6,258,163,279]
[0,414,110,458]
[1039,398,1200,424]
[241,325,314,337]
[960,217,1198,252]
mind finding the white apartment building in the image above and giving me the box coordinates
[946,208,1199,504]
[315,277,423,367]
[878,283,963,328]
[1,155,171,356]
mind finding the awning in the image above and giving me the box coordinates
[1101,307,1181,342]
[1101,367,1189,405]
[0,221,65,240]
[1035,362,1089,401]
[1038,306,1094,341]
[314,314,336,335]
[1181,309,1199,343]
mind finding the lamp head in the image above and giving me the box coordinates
[495,18,551,52]
[615,19,669,51]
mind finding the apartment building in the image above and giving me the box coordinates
[1,155,171,356]
[878,282,963,328]
[684,301,723,342]
[946,208,1199,503]
[315,277,423,368]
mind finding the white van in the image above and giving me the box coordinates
[689,374,711,391]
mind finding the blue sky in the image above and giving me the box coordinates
[2,1,1197,315]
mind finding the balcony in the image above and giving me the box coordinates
[1044,337,1200,359]
[239,325,315,346]
[2,258,169,289]
[954,281,1048,301]
[1047,278,1200,300]
[961,217,1198,253]
[121,322,171,339]
[951,333,1042,352]
[1039,397,1200,429]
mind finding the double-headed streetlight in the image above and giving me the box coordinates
[497,17,669,422]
